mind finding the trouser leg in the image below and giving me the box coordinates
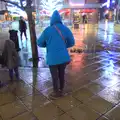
[24,30,27,39]
[58,63,66,91]
[49,65,59,92]
[9,69,13,80]
[14,67,19,79]
[20,31,23,40]
[83,18,85,23]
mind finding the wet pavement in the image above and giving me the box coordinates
[114,24,120,35]
[0,22,120,119]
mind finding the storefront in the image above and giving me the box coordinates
[72,9,99,24]
[61,3,101,26]
[59,8,99,28]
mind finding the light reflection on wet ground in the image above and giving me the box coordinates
[1,22,120,119]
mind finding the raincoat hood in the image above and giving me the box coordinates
[50,10,62,26]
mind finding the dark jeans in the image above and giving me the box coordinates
[9,67,19,80]
[20,30,27,40]
[49,63,67,92]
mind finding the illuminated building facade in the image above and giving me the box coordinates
[0,1,6,11]
[0,1,7,21]
[34,0,111,24]
[61,0,103,24]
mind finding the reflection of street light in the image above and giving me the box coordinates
[112,0,115,3]
[4,12,8,16]
[105,10,109,14]
[107,0,110,8]
[4,12,8,21]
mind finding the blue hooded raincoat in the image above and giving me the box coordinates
[37,10,75,65]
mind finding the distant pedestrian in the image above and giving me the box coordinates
[19,16,27,41]
[37,10,75,99]
[82,14,87,24]
[105,14,109,20]
[2,40,19,82]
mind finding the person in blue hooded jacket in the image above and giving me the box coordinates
[37,10,75,99]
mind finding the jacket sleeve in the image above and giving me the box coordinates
[37,31,46,48]
[2,42,7,66]
[66,28,75,48]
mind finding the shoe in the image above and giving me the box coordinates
[59,90,67,96]
[49,92,62,100]
[10,79,14,83]
[16,77,20,82]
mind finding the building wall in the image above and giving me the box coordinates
[64,0,69,4]
[99,0,107,3]
[69,0,85,4]
[0,1,6,11]
[66,0,102,4]
[0,1,7,21]
[86,0,99,4]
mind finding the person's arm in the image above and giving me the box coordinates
[66,28,75,48]
[37,30,46,47]
[2,42,7,66]
[19,20,21,31]
[25,21,27,29]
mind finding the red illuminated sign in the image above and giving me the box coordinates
[79,9,96,13]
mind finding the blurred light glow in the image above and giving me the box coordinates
[107,0,110,8]
[69,2,84,6]
[105,20,108,31]
[40,0,63,16]
[7,3,27,18]
[105,10,109,14]
[112,0,115,3]
[102,0,110,8]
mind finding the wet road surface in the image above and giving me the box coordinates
[0,22,120,120]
